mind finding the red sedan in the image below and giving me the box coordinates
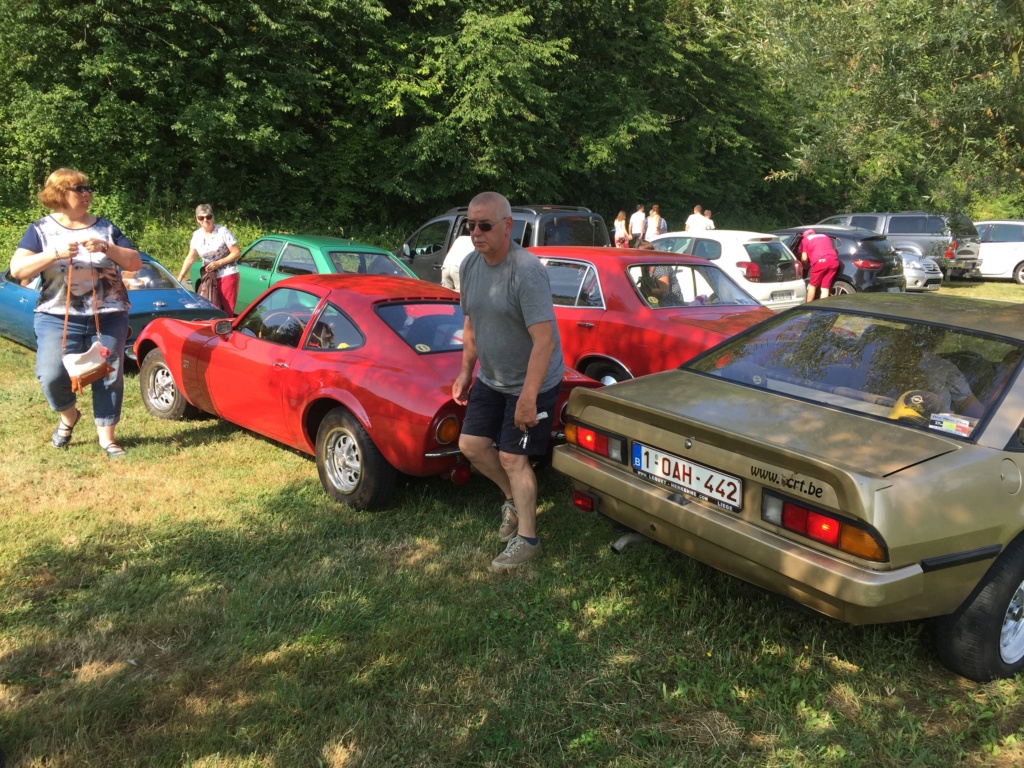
[529,247,774,383]
[133,274,597,510]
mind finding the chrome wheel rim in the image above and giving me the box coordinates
[1000,579,1024,665]
[325,429,361,494]
[149,366,178,412]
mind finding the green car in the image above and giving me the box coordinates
[188,234,417,314]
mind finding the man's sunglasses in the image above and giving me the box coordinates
[465,220,497,233]
[196,215,213,221]
[70,185,94,193]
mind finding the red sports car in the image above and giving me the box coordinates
[529,246,775,382]
[133,274,598,509]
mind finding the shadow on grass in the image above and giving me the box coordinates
[0,468,1015,765]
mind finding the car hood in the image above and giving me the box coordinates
[586,369,962,476]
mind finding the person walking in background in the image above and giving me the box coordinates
[177,204,242,316]
[452,191,565,570]
[613,210,630,248]
[800,228,840,301]
[646,205,664,240]
[10,168,142,458]
[629,204,646,247]
[685,204,709,232]
[704,209,715,230]
[441,229,474,291]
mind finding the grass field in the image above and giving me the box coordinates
[3,282,1024,766]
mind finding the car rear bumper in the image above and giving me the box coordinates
[553,446,984,625]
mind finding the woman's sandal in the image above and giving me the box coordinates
[51,408,81,448]
[101,441,127,459]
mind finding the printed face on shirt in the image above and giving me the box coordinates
[466,201,512,261]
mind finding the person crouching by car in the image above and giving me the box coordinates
[10,168,142,458]
[177,204,242,315]
[800,229,839,301]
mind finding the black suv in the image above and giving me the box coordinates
[816,212,980,279]
[771,225,906,294]
[396,205,609,282]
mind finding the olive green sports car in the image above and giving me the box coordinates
[554,293,1024,681]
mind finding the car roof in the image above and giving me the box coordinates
[253,234,389,252]
[443,204,593,215]
[975,220,1024,225]
[652,229,782,243]
[771,225,886,238]
[275,273,457,302]
[528,245,712,266]
[818,293,1024,341]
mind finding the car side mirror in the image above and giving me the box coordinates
[213,319,233,335]
[402,243,412,259]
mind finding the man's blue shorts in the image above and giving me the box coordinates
[462,378,560,456]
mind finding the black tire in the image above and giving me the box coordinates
[830,280,856,296]
[315,407,396,510]
[584,361,631,385]
[1013,263,1024,285]
[935,537,1024,681]
[139,349,196,420]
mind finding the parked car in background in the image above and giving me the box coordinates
[974,220,1024,283]
[135,274,598,510]
[771,225,905,295]
[648,230,806,310]
[816,212,980,279]
[556,293,1024,681]
[900,252,943,292]
[397,205,609,282]
[529,246,773,384]
[1,253,225,361]
[187,234,416,315]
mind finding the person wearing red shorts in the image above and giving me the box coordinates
[800,229,839,301]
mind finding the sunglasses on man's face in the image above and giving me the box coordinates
[465,220,497,233]
[70,185,94,193]
[197,215,213,221]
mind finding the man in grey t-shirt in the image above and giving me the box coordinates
[453,191,565,570]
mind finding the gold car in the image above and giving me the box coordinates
[554,293,1024,681]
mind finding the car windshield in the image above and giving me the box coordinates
[629,263,760,308]
[377,302,465,354]
[122,260,181,291]
[687,308,1023,439]
[328,250,409,277]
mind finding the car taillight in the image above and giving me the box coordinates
[793,260,803,279]
[945,242,956,259]
[573,490,599,513]
[435,414,460,445]
[761,492,887,561]
[736,261,761,282]
[852,259,883,270]
[565,422,627,463]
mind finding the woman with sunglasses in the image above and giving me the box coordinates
[10,168,142,457]
[177,204,241,315]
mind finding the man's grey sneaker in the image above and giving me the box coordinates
[498,499,518,542]
[491,535,543,570]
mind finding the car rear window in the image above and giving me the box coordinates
[742,241,800,282]
[539,216,609,247]
[328,250,408,277]
[122,260,182,291]
[858,237,898,259]
[687,308,1023,439]
[377,302,464,354]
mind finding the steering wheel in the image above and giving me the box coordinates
[307,322,334,349]
[258,311,309,341]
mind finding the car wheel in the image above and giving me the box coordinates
[830,280,855,296]
[584,361,631,385]
[316,407,396,510]
[935,537,1024,681]
[1013,263,1024,285]
[139,349,196,420]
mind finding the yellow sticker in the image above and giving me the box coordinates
[415,343,430,353]
[336,343,349,349]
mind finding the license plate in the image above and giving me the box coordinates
[886,286,902,293]
[770,290,793,301]
[632,442,743,511]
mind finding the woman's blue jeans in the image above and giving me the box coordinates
[34,311,129,426]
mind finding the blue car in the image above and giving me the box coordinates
[0,253,226,361]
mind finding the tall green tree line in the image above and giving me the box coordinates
[1,0,1021,235]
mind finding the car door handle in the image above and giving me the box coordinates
[273,361,288,368]
[577,322,594,328]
